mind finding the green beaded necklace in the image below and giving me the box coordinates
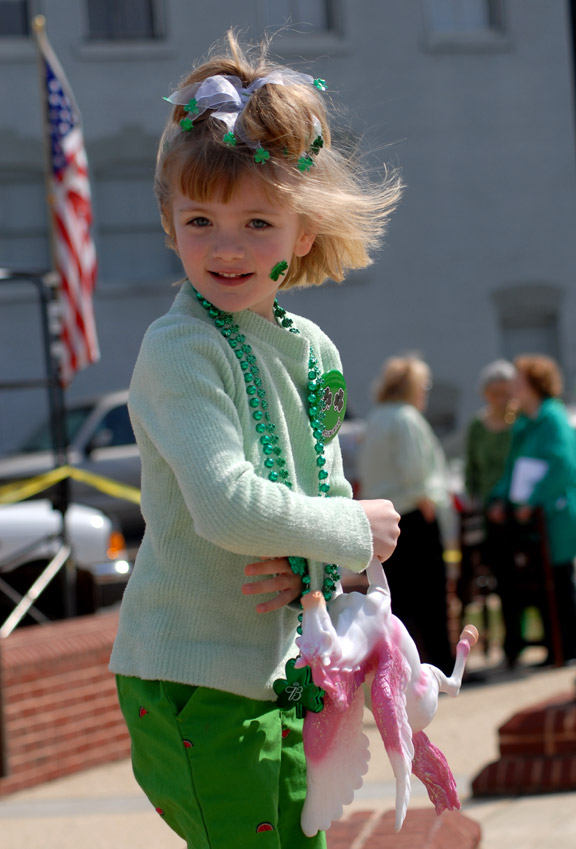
[194,287,339,712]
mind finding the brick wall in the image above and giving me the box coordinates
[0,612,130,796]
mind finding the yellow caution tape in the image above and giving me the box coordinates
[443,549,462,564]
[0,466,70,504]
[66,466,141,504]
[0,465,141,506]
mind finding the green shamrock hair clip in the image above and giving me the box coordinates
[313,78,327,91]
[270,260,289,282]
[254,148,271,164]
[310,135,324,155]
[223,132,237,146]
[297,155,314,173]
[184,98,199,115]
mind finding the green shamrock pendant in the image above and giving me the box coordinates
[273,658,325,717]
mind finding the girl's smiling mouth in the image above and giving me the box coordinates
[209,271,254,283]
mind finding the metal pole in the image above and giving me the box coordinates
[0,636,7,778]
[36,274,75,618]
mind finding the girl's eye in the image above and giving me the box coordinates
[188,217,211,227]
[249,219,270,230]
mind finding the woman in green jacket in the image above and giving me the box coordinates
[489,355,576,665]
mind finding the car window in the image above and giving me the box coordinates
[89,404,135,448]
[16,406,94,453]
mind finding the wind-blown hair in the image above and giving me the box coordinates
[155,31,402,289]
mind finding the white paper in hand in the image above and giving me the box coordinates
[510,457,549,502]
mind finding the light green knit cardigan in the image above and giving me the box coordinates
[110,282,373,701]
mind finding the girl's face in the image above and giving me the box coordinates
[171,177,316,320]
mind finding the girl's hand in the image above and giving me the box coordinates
[359,499,401,563]
[242,557,302,613]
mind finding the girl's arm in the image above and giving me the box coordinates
[131,324,375,573]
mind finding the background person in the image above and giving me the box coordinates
[464,359,519,666]
[465,359,516,507]
[488,354,576,666]
[358,355,455,673]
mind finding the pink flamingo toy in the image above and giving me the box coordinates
[295,556,478,836]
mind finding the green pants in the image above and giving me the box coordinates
[116,676,327,849]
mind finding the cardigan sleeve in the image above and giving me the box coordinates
[130,319,373,573]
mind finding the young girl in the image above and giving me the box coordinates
[110,31,401,848]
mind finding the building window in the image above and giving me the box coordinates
[424,0,504,34]
[266,0,336,33]
[492,283,562,365]
[86,0,163,41]
[0,0,29,36]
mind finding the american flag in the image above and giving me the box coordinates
[37,25,99,385]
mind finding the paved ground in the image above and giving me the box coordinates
[1,648,575,849]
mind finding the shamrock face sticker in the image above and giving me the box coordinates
[320,370,347,442]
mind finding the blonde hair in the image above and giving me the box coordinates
[155,31,402,289]
[373,355,430,405]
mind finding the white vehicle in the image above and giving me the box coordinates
[0,390,142,539]
[0,499,132,629]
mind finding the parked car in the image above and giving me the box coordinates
[0,390,143,540]
[0,498,132,628]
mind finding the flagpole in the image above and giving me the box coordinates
[33,16,58,273]
[32,15,74,617]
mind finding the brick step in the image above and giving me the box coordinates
[326,808,481,849]
[472,753,576,796]
[497,692,576,757]
[471,684,576,798]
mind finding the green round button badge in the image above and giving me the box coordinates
[321,370,347,442]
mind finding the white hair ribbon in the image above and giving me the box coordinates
[164,72,324,157]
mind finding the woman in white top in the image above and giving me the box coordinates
[358,355,454,673]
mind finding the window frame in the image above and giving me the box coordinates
[421,0,511,53]
[0,0,30,37]
[257,0,348,55]
[84,0,166,43]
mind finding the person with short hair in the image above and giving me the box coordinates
[465,359,516,506]
[489,354,576,666]
[464,359,518,665]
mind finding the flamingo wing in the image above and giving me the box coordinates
[370,644,414,831]
[301,684,369,837]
